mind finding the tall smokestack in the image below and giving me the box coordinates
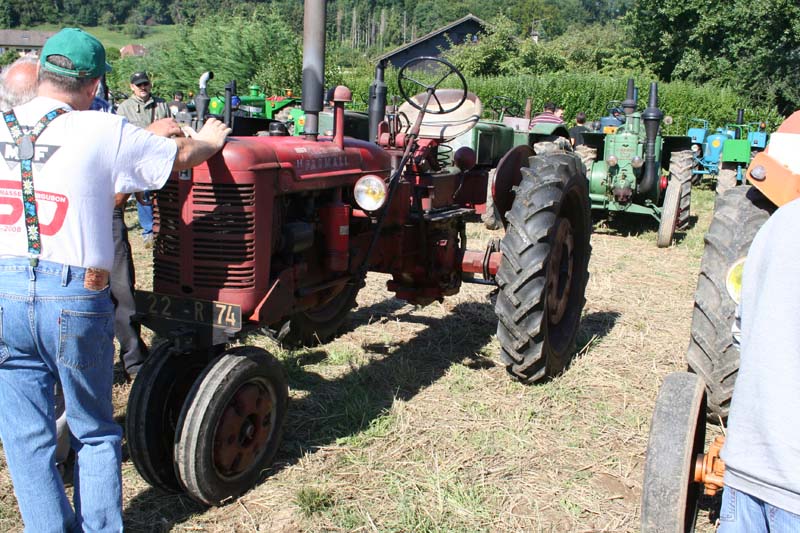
[302,0,327,139]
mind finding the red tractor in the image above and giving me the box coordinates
[127,0,592,506]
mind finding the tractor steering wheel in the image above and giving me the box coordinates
[486,96,522,119]
[397,57,468,115]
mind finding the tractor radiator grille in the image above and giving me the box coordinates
[154,180,257,290]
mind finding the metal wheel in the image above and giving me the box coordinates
[174,346,288,506]
[126,341,208,492]
[641,372,706,533]
[657,177,681,248]
[397,57,467,115]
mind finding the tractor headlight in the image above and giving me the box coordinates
[605,155,618,167]
[726,258,746,305]
[354,174,388,212]
[691,144,700,153]
[631,156,644,168]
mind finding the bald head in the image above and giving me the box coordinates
[0,56,39,109]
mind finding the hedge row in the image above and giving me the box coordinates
[341,70,783,135]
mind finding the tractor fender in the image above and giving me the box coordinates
[747,110,800,207]
[528,122,571,144]
[490,144,536,223]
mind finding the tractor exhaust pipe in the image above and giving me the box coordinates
[302,0,327,140]
[736,108,744,138]
[640,82,663,196]
[195,71,214,123]
[368,60,387,143]
[622,78,636,115]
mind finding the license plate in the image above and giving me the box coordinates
[135,291,242,331]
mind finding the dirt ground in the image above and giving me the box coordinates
[0,185,724,532]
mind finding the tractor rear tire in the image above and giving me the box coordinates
[671,150,694,230]
[657,150,693,247]
[495,152,592,383]
[574,145,597,176]
[482,168,503,230]
[716,165,738,195]
[686,186,774,421]
[174,346,288,506]
[641,372,706,533]
[281,282,360,346]
[657,179,681,248]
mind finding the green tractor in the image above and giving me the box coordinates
[444,95,572,229]
[714,110,770,195]
[577,79,694,247]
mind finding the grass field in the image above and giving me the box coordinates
[0,180,725,532]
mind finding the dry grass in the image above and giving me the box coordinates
[0,184,724,532]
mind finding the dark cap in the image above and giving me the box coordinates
[40,28,112,79]
[130,71,150,85]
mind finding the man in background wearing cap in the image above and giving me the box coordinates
[116,71,171,248]
[0,28,231,531]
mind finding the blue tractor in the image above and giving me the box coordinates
[688,118,733,184]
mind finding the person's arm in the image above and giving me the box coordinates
[172,118,232,171]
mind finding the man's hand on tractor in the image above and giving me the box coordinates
[147,118,183,138]
[192,118,233,151]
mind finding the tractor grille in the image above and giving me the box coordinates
[154,180,257,290]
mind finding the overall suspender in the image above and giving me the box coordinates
[3,108,69,263]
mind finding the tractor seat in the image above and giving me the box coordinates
[399,90,482,142]
[502,116,531,132]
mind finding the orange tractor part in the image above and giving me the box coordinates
[747,109,800,207]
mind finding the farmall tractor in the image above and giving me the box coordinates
[127,0,592,506]
[578,79,694,247]
[640,111,800,531]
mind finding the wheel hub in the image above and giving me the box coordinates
[547,217,575,324]
[213,382,274,478]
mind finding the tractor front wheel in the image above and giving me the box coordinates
[174,346,288,506]
[641,372,707,532]
[126,341,209,493]
[686,186,773,421]
[495,151,592,383]
[657,150,694,247]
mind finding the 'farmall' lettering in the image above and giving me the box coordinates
[1,142,61,169]
[0,180,69,234]
[295,153,349,173]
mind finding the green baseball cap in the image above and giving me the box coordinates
[40,28,112,79]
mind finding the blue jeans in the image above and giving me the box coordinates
[137,191,153,236]
[0,259,122,532]
[719,487,800,533]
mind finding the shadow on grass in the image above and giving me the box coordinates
[121,301,620,530]
[281,299,497,453]
[121,297,496,530]
[592,211,695,245]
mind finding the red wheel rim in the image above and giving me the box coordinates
[213,380,276,478]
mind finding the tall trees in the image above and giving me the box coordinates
[626,0,800,113]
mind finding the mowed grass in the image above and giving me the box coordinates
[0,179,723,532]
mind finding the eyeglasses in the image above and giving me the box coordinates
[136,82,151,88]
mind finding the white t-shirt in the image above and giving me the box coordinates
[0,96,178,271]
